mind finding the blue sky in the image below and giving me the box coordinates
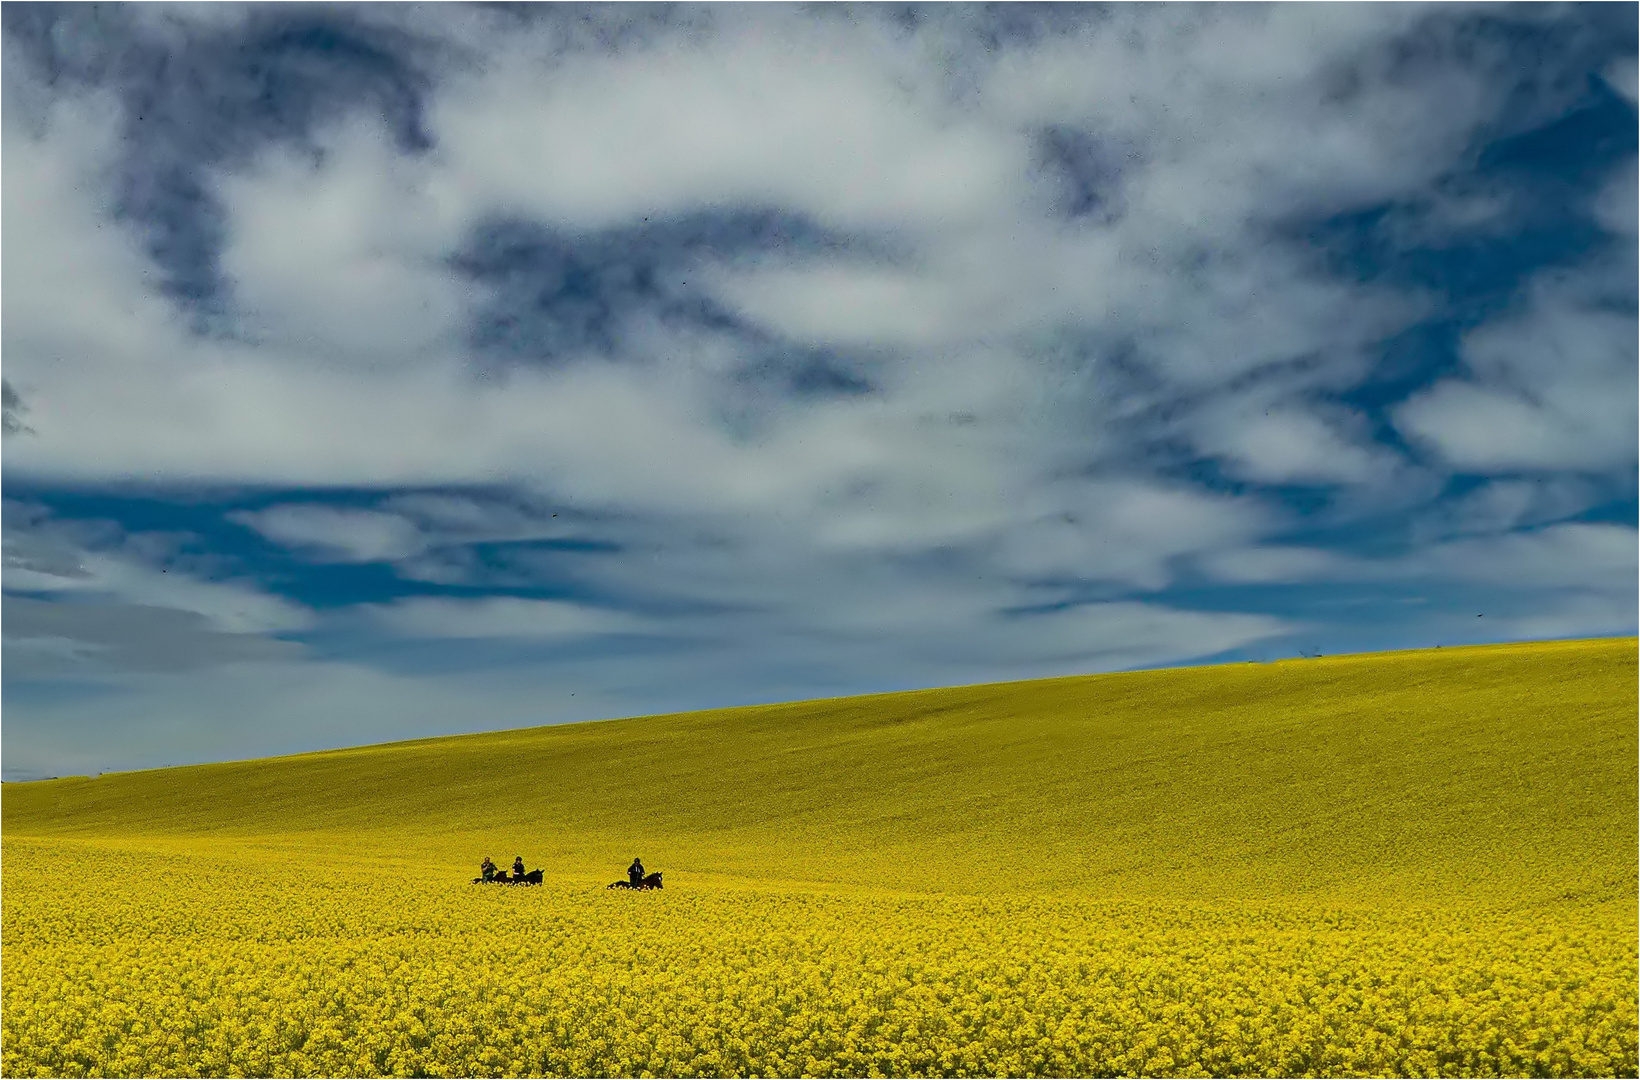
[3,3,1635,780]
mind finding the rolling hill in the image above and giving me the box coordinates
[7,637,1634,905]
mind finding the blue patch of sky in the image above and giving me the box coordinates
[1290,26,1636,455]
[1298,83,1634,395]
[1571,497,1640,527]
[5,485,779,625]
[1310,88,1633,316]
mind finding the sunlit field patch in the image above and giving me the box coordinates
[4,639,1636,1077]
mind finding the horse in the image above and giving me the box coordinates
[472,869,544,885]
[608,872,663,890]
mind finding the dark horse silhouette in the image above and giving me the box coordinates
[473,869,545,885]
[608,872,663,890]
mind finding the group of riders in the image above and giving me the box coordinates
[478,855,529,881]
[478,855,651,887]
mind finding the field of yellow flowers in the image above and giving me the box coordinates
[4,638,1637,1077]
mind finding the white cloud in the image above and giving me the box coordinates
[1,88,185,390]
[982,5,1487,225]
[362,596,648,640]
[708,262,970,350]
[381,494,548,534]
[231,504,426,563]
[1395,280,1637,473]
[1496,590,1638,642]
[425,19,1025,233]
[991,480,1269,588]
[1603,55,1638,107]
[1192,407,1396,486]
[213,118,472,366]
[1593,156,1637,239]
[1417,522,1638,593]
[696,5,1450,368]
[995,601,1291,670]
[1199,523,1638,595]
[1195,545,1354,586]
[78,552,312,634]
[1407,477,1604,544]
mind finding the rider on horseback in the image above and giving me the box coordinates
[513,856,526,879]
[628,857,645,887]
[480,857,496,882]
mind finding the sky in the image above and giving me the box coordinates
[2,2,1635,781]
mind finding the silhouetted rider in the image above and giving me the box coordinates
[513,856,526,879]
[629,858,645,887]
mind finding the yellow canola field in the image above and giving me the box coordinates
[4,638,1637,1077]
[6,840,1634,1079]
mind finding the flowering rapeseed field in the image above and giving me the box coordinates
[4,638,1636,1077]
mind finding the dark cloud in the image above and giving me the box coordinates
[453,210,878,371]
[2,379,33,436]
[3,594,304,674]
[1033,126,1135,223]
[878,3,1108,53]
[457,2,716,50]
[2,530,90,580]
